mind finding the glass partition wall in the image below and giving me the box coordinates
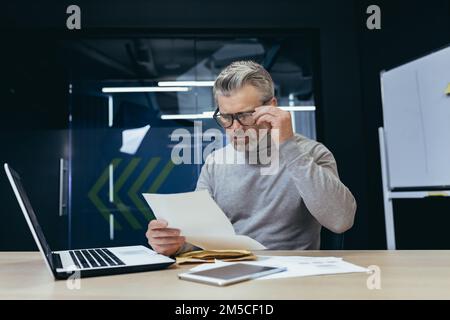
[64,34,319,248]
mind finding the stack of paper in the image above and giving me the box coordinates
[142,190,266,250]
[188,255,370,280]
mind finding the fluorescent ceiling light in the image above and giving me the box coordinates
[102,86,189,93]
[278,106,316,111]
[161,111,214,120]
[158,81,215,87]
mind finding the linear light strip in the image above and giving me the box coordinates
[109,164,114,203]
[109,214,114,241]
[279,106,316,111]
[158,81,215,87]
[102,86,190,93]
[161,113,214,120]
[108,96,113,127]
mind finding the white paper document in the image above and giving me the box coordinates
[142,190,266,250]
[189,255,370,280]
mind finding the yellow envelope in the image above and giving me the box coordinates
[176,249,256,264]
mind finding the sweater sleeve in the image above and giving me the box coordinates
[279,137,357,233]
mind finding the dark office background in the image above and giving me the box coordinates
[0,0,449,251]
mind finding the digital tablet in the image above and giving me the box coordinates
[178,263,286,286]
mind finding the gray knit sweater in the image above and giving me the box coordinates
[180,134,356,252]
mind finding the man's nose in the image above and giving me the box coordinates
[230,118,243,131]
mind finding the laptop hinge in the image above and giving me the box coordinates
[52,253,63,269]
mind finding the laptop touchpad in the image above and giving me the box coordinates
[119,249,148,256]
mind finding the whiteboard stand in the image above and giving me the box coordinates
[379,127,450,250]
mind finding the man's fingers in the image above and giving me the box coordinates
[154,242,184,249]
[151,236,185,246]
[253,106,279,119]
[152,243,181,256]
[146,229,178,240]
[153,243,179,250]
[255,114,277,127]
[151,228,181,238]
[149,219,168,229]
[147,219,185,256]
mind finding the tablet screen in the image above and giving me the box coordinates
[189,263,278,280]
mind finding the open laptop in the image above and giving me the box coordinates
[4,163,174,280]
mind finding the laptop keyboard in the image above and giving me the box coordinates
[68,248,125,269]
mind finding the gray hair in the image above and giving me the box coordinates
[213,61,274,105]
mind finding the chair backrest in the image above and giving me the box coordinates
[320,228,345,250]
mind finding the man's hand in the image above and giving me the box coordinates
[253,106,294,144]
[146,219,185,256]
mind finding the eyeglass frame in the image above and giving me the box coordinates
[212,98,273,129]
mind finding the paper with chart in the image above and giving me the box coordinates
[189,255,370,280]
[142,190,266,250]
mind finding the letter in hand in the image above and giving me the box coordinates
[145,219,186,256]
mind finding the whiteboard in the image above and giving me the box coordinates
[381,45,450,189]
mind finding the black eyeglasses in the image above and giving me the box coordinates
[213,109,256,128]
[213,99,273,129]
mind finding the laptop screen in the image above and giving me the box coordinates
[5,164,54,270]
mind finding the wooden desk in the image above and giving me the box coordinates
[1,250,449,299]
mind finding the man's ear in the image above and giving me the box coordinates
[271,97,278,106]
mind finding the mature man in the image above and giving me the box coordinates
[146,61,356,256]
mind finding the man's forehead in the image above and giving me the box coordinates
[217,86,262,113]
